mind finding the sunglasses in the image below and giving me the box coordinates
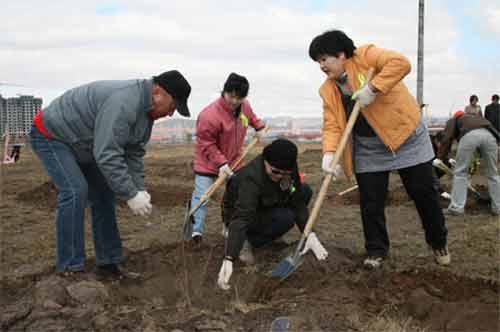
[269,166,293,176]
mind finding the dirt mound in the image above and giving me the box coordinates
[1,241,497,332]
[15,181,220,210]
[17,181,58,209]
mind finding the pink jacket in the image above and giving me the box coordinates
[193,97,265,175]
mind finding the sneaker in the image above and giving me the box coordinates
[94,264,141,280]
[443,208,464,216]
[239,240,255,265]
[363,256,384,269]
[433,246,451,265]
[192,232,203,244]
[56,269,85,278]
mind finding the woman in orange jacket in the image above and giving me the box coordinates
[308,30,450,269]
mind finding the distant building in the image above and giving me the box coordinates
[0,94,42,138]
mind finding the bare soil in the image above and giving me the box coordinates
[1,143,498,332]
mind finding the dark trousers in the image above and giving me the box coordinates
[355,161,448,257]
[247,184,312,248]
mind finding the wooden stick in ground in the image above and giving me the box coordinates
[302,68,375,237]
[338,184,358,196]
[187,126,270,216]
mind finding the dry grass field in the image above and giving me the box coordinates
[1,142,498,331]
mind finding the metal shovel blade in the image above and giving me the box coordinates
[271,252,305,279]
[182,199,194,241]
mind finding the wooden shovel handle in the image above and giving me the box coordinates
[188,126,270,215]
[303,68,375,237]
[434,159,480,194]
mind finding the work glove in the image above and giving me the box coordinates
[322,152,343,179]
[448,158,456,167]
[127,191,152,216]
[218,164,234,178]
[352,83,377,108]
[432,158,443,168]
[217,259,233,290]
[300,232,328,260]
[255,128,266,140]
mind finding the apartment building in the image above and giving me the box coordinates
[0,94,42,138]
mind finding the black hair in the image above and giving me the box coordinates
[309,29,356,61]
[469,94,478,103]
[492,94,499,101]
[222,72,249,98]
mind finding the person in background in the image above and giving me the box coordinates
[217,139,326,290]
[188,73,266,244]
[30,70,191,278]
[464,94,482,117]
[308,29,450,269]
[436,110,500,216]
[484,94,500,133]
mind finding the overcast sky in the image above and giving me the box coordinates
[1,0,499,119]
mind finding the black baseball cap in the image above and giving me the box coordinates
[153,70,191,117]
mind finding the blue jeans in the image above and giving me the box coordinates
[190,174,216,235]
[29,126,123,271]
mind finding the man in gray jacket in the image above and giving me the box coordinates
[29,70,191,278]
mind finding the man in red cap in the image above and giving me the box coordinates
[436,112,500,215]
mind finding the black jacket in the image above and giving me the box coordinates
[223,155,309,258]
[485,102,500,132]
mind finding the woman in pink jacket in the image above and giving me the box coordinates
[189,73,266,243]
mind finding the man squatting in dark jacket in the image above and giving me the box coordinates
[216,139,328,290]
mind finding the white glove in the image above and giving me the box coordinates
[448,158,456,167]
[217,259,233,290]
[440,192,451,200]
[218,164,234,178]
[322,152,342,178]
[300,232,328,260]
[352,84,377,108]
[255,128,266,140]
[432,158,443,167]
[127,191,152,216]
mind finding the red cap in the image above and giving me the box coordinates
[453,110,464,118]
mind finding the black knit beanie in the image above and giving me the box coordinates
[263,139,298,170]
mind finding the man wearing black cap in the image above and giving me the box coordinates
[29,70,191,278]
[217,139,328,290]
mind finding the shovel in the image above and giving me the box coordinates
[432,159,491,204]
[271,68,375,279]
[182,126,270,240]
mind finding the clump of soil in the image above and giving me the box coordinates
[17,181,58,209]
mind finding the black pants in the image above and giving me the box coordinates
[247,184,312,248]
[355,161,448,257]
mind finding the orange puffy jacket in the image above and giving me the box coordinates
[319,44,421,177]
